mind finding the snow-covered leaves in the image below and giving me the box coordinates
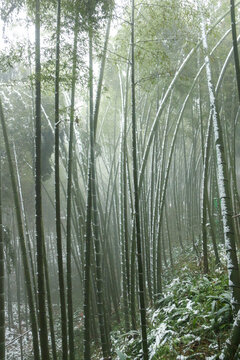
[112,258,233,359]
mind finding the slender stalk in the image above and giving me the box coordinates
[35,0,49,357]
[92,15,112,358]
[83,26,94,360]
[201,113,212,274]
[54,0,68,358]
[66,4,80,360]
[16,248,23,360]
[164,206,173,270]
[201,13,240,313]
[94,15,112,138]
[219,308,240,359]
[13,145,38,308]
[130,221,137,330]
[119,66,130,333]
[0,157,4,360]
[42,236,58,360]
[230,0,240,102]
[131,1,148,358]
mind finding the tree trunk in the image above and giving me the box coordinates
[35,0,50,357]
[201,14,240,313]
[219,308,240,359]
[54,0,68,358]
[0,157,4,360]
[230,0,240,102]
[131,1,148,358]
[83,27,94,360]
[66,5,79,360]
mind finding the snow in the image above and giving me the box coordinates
[186,299,193,311]
[164,303,176,314]
[169,277,180,288]
[5,303,33,360]
[151,308,160,324]
[149,323,176,359]
[177,314,189,323]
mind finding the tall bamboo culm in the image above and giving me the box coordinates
[0,156,4,360]
[35,0,50,357]
[131,1,148,359]
[201,11,240,313]
[54,0,68,358]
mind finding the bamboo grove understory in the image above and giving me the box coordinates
[1,0,240,359]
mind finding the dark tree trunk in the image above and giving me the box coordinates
[35,0,50,358]
[0,157,4,360]
[54,0,68,358]
[131,1,148,358]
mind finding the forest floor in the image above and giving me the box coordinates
[5,246,239,359]
[109,246,237,360]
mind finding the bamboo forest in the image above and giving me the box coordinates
[2,0,240,359]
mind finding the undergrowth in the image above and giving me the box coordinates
[111,249,238,359]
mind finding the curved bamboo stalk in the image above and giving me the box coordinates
[150,29,240,262]
[201,13,240,313]
[138,3,240,189]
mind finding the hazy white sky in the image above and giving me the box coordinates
[0,1,129,51]
[0,8,35,52]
